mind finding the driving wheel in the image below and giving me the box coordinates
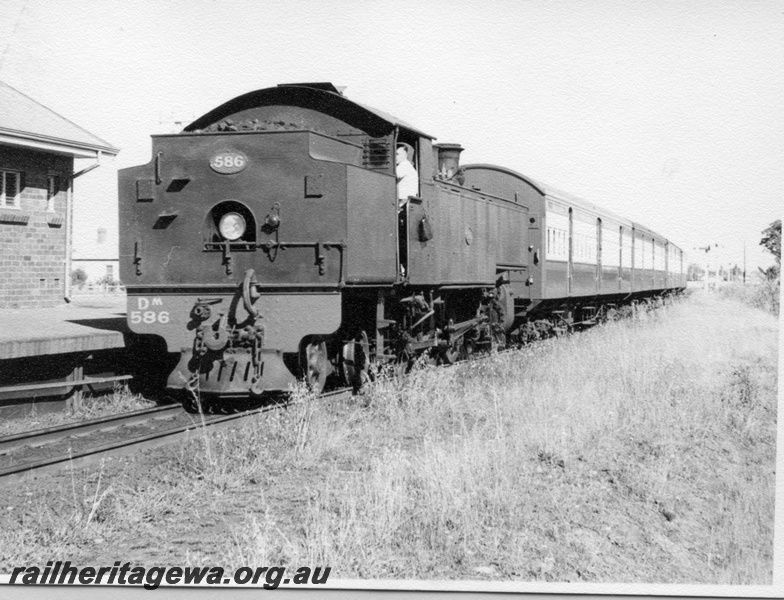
[305,341,331,393]
[342,331,371,391]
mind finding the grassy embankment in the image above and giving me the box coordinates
[0,289,777,584]
[717,279,780,317]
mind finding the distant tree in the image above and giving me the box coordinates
[760,219,781,266]
[71,268,87,287]
[759,265,779,281]
[96,274,119,287]
[687,262,704,281]
[758,219,780,282]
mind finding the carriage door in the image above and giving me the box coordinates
[618,226,623,292]
[665,241,670,288]
[596,218,602,294]
[567,208,573,295]
[630,227,636,292]
[651,238,656,288]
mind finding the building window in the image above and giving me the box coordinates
[1,169,21,209]
[97,227,107,244]
[47,175,60,212]
[106,264,114,280]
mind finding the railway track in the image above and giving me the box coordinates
[0,295,676,484]
[0,336,524,483]
[0,388,352,481]
[0,300,671,483]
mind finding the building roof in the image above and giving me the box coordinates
[0,80,119,158]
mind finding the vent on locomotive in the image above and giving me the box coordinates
[203,200,257,250]
[362,137,391,171]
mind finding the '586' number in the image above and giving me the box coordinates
[210,152,248,174]
[130,310,169,324]
[211,155,245,169]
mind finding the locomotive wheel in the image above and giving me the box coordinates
[342,331,371,392]
[179,390,203,414]
[394,349,414,379]
[180,391,223,414]
[440,338,462,365]
[441,349,458,365]
[491,330,507,353]
[305,341,331,393]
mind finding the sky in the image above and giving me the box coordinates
[0,0,782,272]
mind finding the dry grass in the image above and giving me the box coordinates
[0,290,777,584]
[216,291,778,583]
[718,279,780,316]
[0,459,198,566]
[0,386,157,438]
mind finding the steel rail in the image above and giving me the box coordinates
[0,388,352,481]
[0,404,180,456]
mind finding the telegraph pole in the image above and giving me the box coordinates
[695,244,719,290]
[743,241,746,285]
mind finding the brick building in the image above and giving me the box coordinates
[0,81,118,308]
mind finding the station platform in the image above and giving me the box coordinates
[0,295,128,360]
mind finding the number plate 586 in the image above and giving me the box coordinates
[210,151,248,174]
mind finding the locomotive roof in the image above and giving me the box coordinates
[184,83,433,139]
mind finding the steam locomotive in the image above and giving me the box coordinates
[119,82,685,405]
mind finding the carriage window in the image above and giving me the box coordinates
[602,222,620,268]
[651,239,656,270]
[545,209,569,261]
[634,233,645,269]
[572,217,597,264]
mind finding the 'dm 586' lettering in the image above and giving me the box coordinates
[130,297,168,324]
